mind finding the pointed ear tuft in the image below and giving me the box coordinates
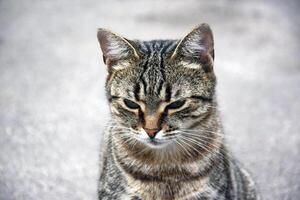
[97,28,139,68]
[171,23,214,63]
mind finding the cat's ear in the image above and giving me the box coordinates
[171,24,214,71]
[97,28,140,69]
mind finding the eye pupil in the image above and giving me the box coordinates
[124,99,140,109]
[167,100,186,109]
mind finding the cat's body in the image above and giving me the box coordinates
[97,25,258,200]
[99,127,256,200]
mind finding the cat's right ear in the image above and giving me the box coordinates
[170,24,214,72]
[97,29,140,69]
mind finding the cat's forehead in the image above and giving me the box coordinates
[109,40,214,102]
[110,64,202,103]
[128,41,186,99]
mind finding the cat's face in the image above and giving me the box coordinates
[98,24,216,149]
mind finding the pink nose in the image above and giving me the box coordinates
[145,129,159,139]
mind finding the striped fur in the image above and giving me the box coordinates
[97,24,258,200]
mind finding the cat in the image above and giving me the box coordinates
[97,24,258,200]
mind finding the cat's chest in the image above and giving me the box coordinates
[124,175,214,200]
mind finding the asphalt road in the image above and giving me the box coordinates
[0,0,300,199]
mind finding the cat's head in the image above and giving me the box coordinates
[97,24,216,150]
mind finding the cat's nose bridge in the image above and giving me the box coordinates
[144,113,162,138]
[143,102,167,131]
[144,114,160,130]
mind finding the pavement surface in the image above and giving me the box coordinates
[0,0,300,200]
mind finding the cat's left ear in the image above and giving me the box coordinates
[97,28,140,69]
[171,24,214,71]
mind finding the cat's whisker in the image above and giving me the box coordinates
[179,132,228,153]
[180,129,234,138]
[174,139,193,158]
[177,136,218,166]
[178,136,206,157]
[178,130,226,139]
[178,134,233,167]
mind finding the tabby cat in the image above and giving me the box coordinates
[97,24,258,200]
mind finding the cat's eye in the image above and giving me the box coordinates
[166,100,186,110]
[123,99,140,109]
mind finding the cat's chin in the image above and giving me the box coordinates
[137,137,173,149]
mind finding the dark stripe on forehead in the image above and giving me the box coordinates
[134,83,140,100]
[157,79,164,96]
[140,59,148,95]
[165,84,172,101]
[159,47,166,81]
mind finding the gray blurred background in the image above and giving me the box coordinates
[0,0,299,199]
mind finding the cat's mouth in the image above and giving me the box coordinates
[134,130,176,148]
[146,138,166,145]
[139,137,174,148]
